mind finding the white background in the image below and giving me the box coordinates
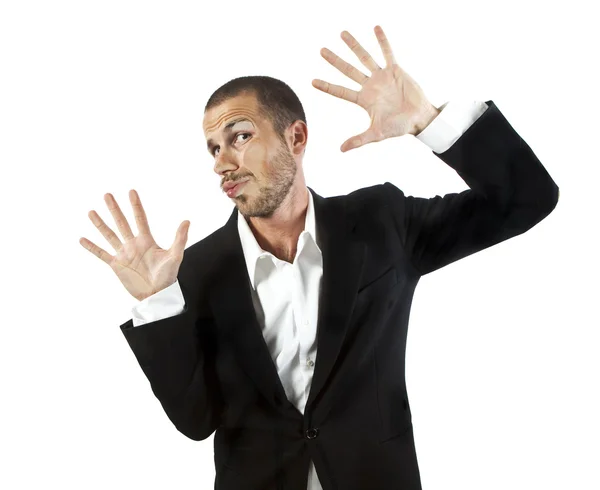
[1,0,598,488]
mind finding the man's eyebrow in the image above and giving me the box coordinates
[206,118,252,153]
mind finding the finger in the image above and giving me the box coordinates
[129,189,152,236]
[104,193,135,241]
[340,30,380,73]
[340,128,379,152]
[87,209,124,252]
[312,79,359,104]
[79,236,115,265]
[170,220,190,255]
[320,47,369,85]
[374,25,396,67]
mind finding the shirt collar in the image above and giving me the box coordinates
[237,187,319,290]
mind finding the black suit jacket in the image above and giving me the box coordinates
[120,100,559,490]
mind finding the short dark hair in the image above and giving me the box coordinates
[204,75,307,143]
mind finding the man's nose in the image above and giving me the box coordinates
[213,148,238,175]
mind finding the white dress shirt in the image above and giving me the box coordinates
[131,99,489,489]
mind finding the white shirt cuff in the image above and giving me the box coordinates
[131,279,186,327]
[416,100,489,154]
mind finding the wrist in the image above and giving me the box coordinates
[409,104,441,136]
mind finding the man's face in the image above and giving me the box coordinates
[203,93,297,219]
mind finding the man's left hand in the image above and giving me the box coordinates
[312,25,440,152]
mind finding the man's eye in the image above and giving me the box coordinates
[236,133,251,143]
[213,133,251,157]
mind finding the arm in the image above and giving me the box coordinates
[382,99,559,276]
[120,261,223,441]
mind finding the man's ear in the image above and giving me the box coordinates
[290,120,308,156]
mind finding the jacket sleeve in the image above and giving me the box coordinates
[381,99,559,276]
[119,253,223,441]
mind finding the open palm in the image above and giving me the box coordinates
[312,25,434,152]
[79,190,190,301]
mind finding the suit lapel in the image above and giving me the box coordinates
[209,186,366,415]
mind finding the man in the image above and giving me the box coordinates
[80,25,559,490]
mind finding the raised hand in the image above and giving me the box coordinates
[79,190,190,301]
[312,25,440,152]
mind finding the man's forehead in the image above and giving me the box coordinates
[205,116,255,134]
[203,95,261,133]
[205,117,253,150]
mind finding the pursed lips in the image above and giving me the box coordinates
[223,178,250,193]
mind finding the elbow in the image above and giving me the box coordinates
[163,395,223,442]
[499,182,559,236]
[172,409,221,441]
[551,184,560,210]
[536,182,559,219]
[177,420,218,442]
[527,175,560,215]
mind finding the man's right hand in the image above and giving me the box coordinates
[79,189,190,301]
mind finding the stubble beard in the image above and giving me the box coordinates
[236,142,297,219]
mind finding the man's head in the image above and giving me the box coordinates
[203,76,308,219]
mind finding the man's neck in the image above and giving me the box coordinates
[246,188,309,264]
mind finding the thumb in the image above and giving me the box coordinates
[171,220,190,255]
[340,128,378,152]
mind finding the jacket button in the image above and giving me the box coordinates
[305,428,319,439]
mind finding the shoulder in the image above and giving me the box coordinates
[339,182,404,216]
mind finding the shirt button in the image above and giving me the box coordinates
[305,428,319,439]
[306,358,314,368]
[303,319,309,325]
